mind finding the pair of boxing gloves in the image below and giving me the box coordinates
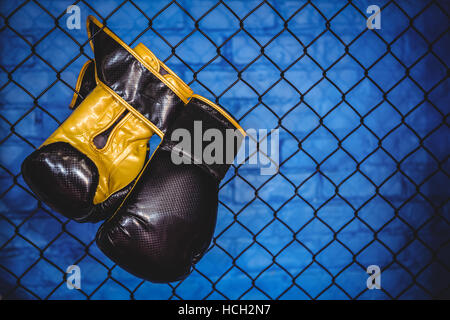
[21,16,245,283]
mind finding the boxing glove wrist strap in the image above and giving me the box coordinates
[160,95,245,181]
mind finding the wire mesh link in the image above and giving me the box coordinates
[0,0,449,299]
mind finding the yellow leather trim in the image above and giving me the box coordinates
[96,79,164,139]
[134,43,193,100]
[133,43,160,73]
[46,16,240,208]
[43,86,153,205]
[88,110,132,153]
[69,60,92,109]
[107,96,246,221]
[191,94,246,137]
[42,34,176,205]
[87,15,192,104]
[43,16,196,205]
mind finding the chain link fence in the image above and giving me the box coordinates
[0,0,449,299]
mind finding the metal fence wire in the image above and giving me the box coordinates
[0,0,449,300]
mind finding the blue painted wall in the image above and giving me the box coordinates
[0,0,448,299]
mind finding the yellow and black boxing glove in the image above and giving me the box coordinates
[21,16,192,222]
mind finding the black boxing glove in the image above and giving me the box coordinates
[96,95,245,282]
[21,16,192,222]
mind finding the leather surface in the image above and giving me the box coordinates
[85,179,136,222]
[96,96,245,282]
[161,96,245,180]
[70,60,96,110]
[97,149,218,282]
[22,142,99,220]
[88,17,190,133]
[43,85,152,206]
[69,42,193,112]
[21,16,192,222]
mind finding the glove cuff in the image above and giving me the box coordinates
[161,95,245,181]
[87,15,192,136]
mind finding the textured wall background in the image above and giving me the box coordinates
[0,0,449,299]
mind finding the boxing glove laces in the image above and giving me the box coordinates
[96,95,245,283]
[21,16,192,222]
